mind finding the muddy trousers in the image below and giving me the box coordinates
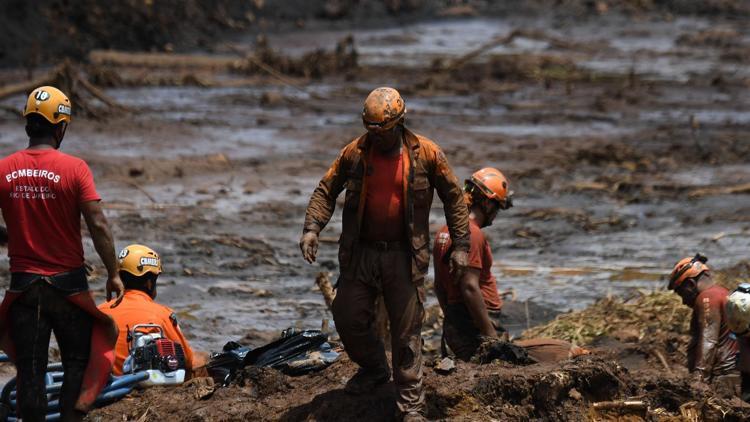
[742,372,750,403]
[9,282,93,422]
[332,246,425,415]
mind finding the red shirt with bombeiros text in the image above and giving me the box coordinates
[0,149,101,275]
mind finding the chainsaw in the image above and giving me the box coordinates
[122,323,186,386]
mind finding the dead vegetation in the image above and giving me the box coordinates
[522,290,690,346]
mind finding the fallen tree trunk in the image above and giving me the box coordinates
[0,61,129,117]
[89,50,243,70]
[0,71,55,100]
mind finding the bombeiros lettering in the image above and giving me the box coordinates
[5,169,61,183]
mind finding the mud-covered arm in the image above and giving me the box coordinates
[692,296,722,381]
[430,147,470,252]
[459,268,497,338]
[303,150,348,234]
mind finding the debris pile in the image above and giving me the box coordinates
[521,290,690,346]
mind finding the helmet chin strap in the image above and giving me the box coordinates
[54,122,67,149]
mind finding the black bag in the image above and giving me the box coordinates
[206,330,329,385]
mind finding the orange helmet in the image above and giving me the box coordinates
[23,86,72,125]
[668,253,709,290]
[362,87,406,131]
[466,167,513,209]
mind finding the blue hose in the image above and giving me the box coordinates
[105,372,148,390]
[7,414,60,422]
[10,397,58,412]
[3,370,147,420]
[95,387,133,405]
[10,381,64,400]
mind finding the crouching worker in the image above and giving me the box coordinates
[724,284,750,402]
[99,245,206,378]
[434,168,588,363]
[668,254,737,383]
[433,168,513,361]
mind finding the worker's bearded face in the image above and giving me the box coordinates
[479,197,500,228]
[675,279,698,307]
[368,125,401,152]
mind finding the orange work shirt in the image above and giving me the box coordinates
[433,219,503,310]
[98,290,194,375]
[360,148,405,241]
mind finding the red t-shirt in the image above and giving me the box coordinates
[360,148,405,241]
[0,149,101,275]
[433,219,503,310]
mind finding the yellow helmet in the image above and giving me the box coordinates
[23,86,72,125]
[118,244,162,277]
[362,87,406,131]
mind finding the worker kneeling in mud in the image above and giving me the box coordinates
[723,284,750,402]
[433,168,588,363]
[99,245,205,378]
[433,168,512,360]
[668,254,738,383]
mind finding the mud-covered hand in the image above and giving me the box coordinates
[300,231,319,264]
[449,249,469,280]
[107,273,125,307]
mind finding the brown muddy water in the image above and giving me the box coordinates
[0,14,749,356]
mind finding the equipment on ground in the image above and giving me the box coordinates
[726,283,750,336]
[0,363,148,422]
[206,329,340,386]
[362,87,406,131]
[123,324,186,386]
[23,86,72,125]
[668,253,710,290]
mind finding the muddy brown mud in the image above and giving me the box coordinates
[1,2,750,420]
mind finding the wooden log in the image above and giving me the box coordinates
[592,400,647,410]
[0,70,55,100]
[315,272,336,310]
[89,50,243,70]
[689,182,750,198]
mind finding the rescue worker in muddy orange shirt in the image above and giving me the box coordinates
[434,169,589,363]
[300,87,470,421]
[668,254,738,382]
[0,86,122,422]
[433,168,512,360]
[98,245,199,376]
